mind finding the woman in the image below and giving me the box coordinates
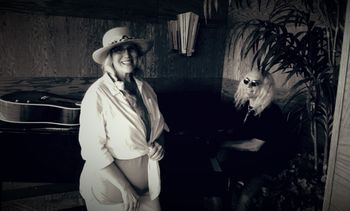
[220,70,292,211]
[79,26,169,211]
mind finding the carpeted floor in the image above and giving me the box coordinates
[1,182,224,211]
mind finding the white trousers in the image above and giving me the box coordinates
[84,193,161,211]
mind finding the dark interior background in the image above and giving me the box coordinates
[0,0,333,210]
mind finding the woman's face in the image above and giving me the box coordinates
[243,71,263,99]
[111,43,139,79]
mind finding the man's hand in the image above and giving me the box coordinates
[220,138,265,152]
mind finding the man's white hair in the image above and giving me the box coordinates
[234,71,275,115]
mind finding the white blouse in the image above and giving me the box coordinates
[79,73,169,201]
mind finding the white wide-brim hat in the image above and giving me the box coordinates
[92,27,153,64]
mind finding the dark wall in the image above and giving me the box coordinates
[0,11,227,80]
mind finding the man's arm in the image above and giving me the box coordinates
[220,138,265,152]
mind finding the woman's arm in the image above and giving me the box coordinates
[79,90,140,211]
[99,163,140,211]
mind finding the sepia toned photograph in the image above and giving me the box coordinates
[0,0,349,210]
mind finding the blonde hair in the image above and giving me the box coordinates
[234,71,275,115]
[101,53,115,74]
[100,50,141,77]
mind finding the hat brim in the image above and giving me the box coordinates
[92,39,153,64]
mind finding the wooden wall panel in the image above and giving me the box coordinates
[0,0,227,25]
[0,11,226,80]
[0,12,110,77]
[0,0,159,23]
[323,0,350,210]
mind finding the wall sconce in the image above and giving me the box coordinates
[167,12,199,56]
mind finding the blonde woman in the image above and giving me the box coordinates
[79,27,169,211]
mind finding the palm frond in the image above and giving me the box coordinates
[282,87,308,111]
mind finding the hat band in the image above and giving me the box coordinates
[109,35,135,45]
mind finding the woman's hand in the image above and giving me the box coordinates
[121,186,140,211]
[148,142,165,161]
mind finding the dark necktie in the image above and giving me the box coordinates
[243,105,255,123]
[123,73,151,142]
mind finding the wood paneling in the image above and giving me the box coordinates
[0,11,227,79]
[0,0,227,24]
[323,0,350,210]
[0,0,159,22]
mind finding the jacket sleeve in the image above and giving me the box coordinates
[79,89,114,170]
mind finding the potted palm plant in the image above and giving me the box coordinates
[229,0,345,173]
[204,0,345,209]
